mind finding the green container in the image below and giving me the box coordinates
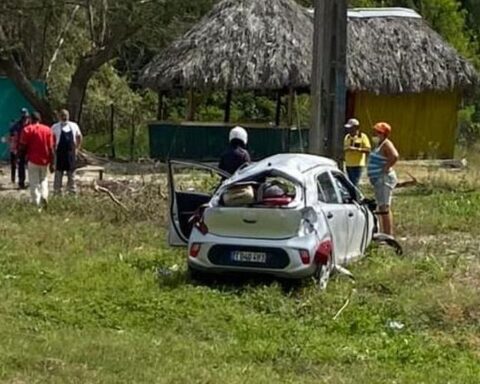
[0,77,46,160]
[148,122,309,161]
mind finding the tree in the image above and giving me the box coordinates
[0,0,208,124]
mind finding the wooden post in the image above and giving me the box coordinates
[275,91,282,127]
[224,90,233,123]
[186,89,195,121]
[157,91,165,121]
[287,87,294,127]
[110,103,116,159]
[130,113,136,161]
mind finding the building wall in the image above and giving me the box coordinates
[0,77,46,160]
[354,91,460,159]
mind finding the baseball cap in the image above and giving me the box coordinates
[344,118,360,128]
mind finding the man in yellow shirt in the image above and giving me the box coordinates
[344,118,371,186]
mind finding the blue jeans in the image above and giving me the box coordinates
[346,166,363,186]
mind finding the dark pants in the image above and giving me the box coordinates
[18,154,26,188]
[346,166,363,187]
[10,152,16,183]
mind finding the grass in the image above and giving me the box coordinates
[1,165,480,383]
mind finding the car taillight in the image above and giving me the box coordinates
[315,239,332,265]
[299,250,310,265]
[189,243,201,258]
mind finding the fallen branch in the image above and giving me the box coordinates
[93,181,129,211]
[332,289,356,321]
[397,172,419,188]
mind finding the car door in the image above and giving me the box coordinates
[331,171,367,261]
[316,172,348,264]
[168,160,230,246]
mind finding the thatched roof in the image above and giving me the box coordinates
[140,0,478,94]
[141,0,312,91]
[347,10,477,93]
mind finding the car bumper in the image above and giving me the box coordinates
[187,231,320,279]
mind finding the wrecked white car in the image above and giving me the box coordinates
[168,154,386,287]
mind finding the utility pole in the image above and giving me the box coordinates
[309,0,328,156]
[310,0,348,164]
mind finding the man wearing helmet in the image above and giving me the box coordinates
[219,126,251,175]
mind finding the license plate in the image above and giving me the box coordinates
[231,251,267,263]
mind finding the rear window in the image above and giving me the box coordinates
[219,175,298,207]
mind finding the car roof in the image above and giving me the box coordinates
[228,153,337,184]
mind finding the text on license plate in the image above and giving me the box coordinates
[231,251,267,263]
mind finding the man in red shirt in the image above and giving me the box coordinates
[19,112,55,208]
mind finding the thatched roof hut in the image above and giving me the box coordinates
[139,0,477,94]
[141,0,479,160]
[141,0,312,91]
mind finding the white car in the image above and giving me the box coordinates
[168,154,378,287]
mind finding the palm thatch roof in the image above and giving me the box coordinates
[347,11,477,93]
[140,0,478,94]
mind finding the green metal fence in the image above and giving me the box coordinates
[148,122,309,161]
[0,77,46,160]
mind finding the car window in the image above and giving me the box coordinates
[171,163,224,195]
[332,173,359,204]
[317,172,340,204]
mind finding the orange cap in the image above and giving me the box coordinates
[373,122,392,136]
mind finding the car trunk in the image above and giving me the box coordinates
[203,207,302,240]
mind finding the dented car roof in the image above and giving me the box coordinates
[225,154,338,185]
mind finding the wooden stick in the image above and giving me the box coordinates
[396,172,419,188]
[93,182,128,211]
[333,288,356,321]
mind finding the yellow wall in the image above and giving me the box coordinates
[355,91,460,159]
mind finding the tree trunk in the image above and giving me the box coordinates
[66,29,140,123]
[67,63,90,123]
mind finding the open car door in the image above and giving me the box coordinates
[168,160,230,246]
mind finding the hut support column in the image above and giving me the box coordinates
[157,91,165,121]
[186,90,195,121]
[224,90,233,123]
[275,91,282,127]
[287,88,294,127]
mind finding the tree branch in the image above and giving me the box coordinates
[86,0,96,47]
[100,0,108,45]
[45,4,81,81]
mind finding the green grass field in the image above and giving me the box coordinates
[1,168,480,383]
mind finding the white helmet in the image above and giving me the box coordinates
[229,126,248,145]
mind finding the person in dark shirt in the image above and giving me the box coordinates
[10,108,30,188]
[219,126,251,175]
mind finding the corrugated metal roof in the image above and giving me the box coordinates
[307,7,422,19]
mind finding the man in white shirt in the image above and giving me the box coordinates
[51,109,83,194]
